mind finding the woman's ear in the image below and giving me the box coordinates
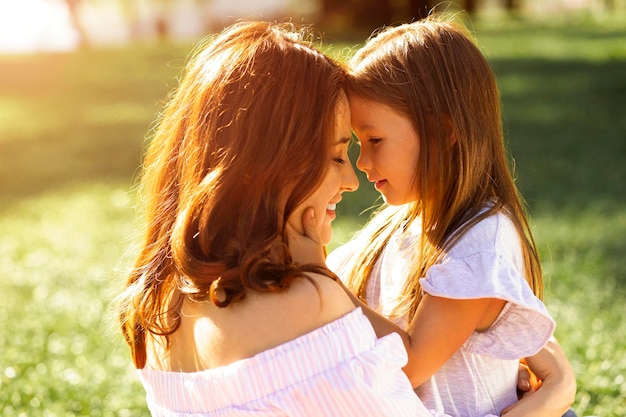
[442,113,457,149]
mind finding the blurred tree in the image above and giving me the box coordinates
[153,0,174,40]
[321,0,393,31]
[465,0,477,14]
[320,0,529,30]
[117,0,171,40]
[466,0,523,14]
[357,0,393,29]
[62,0,89,47]
[504,0,521,12]
[408,0,436,20]
[319,0,457,31]
[118,0,213,41]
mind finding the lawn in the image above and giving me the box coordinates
[0,14,624,417]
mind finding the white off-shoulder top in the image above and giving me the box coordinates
[137,308,435,417]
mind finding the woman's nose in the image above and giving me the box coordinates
[343,163,359,192]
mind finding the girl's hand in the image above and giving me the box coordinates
[516,359,542,398]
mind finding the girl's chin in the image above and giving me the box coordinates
[381,194,412,207]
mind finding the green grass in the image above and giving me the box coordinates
[1,15,625,416]
[477,21,626,416]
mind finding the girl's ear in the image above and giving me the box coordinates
[426,113,457,148]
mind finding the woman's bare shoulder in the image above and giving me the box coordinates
[156,274,354,372]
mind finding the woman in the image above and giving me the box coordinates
[116,21,434,417]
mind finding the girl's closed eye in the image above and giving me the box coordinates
[334,156,347,165]
[369,137,382,144]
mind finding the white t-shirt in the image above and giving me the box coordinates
[328,210,555,417]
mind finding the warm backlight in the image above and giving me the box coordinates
[0,0,78,53]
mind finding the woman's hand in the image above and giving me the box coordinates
[501,337,576,416]
[285,207,326,266]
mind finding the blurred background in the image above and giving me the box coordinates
[1,0,624,53]
[0,0,624,416]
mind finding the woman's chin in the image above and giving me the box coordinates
[321,228,332,247]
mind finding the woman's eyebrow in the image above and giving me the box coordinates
[335,136,351,144]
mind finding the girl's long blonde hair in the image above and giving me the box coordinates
[343,16,543,323]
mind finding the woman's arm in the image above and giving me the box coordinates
[502,337,577,417]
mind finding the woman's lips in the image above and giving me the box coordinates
[326,203,337,219]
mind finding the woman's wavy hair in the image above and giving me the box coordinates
[343,16,543,323]
[118,21,347,368]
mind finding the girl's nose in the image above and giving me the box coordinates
[356,147,369,173]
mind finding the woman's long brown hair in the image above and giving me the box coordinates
[118,21,347,368]
[343,16,543,323]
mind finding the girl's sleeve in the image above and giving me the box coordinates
[419,251,555,359]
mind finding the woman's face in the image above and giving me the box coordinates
[290,93,359,245]
[349,95,421,206]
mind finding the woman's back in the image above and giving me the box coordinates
[146,274,355,372]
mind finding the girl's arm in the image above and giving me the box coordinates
[337,279,577,416]
[402,293,506,387]
[297,209,575,411]
[294,211,504,386]
[332,277,498,387]
[332,266,504,388]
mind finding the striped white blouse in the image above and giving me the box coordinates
[137,307,435,417]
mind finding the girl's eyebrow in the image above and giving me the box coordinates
[353,122,376,132]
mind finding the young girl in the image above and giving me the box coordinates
[117,21,437,417]
[322,17,575,417]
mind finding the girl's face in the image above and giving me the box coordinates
[349,96,420,206]
[289,93,359,245]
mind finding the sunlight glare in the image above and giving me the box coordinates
[0,0,78,53]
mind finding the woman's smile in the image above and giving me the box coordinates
[326,203,337,219]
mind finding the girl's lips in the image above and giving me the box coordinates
[374,179,387,190]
